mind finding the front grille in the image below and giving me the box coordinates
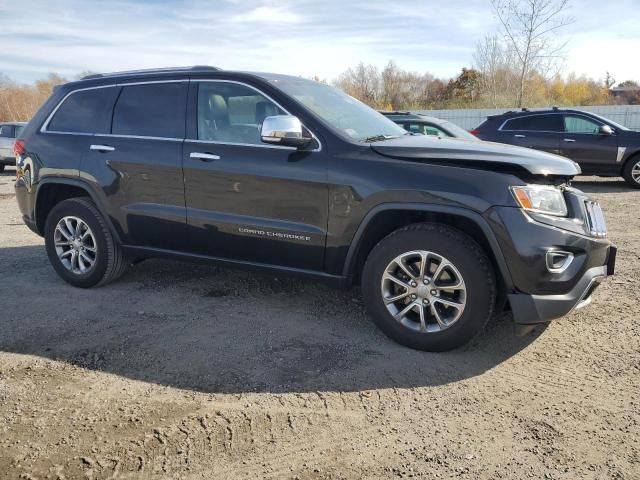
[584,200,607,237]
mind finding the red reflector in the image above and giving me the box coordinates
[13,139,25,157]
[469,129,480,137]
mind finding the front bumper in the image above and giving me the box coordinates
[485,202,616,325]
[508,244,615,324]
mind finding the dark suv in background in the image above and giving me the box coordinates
[473,108,640,188]
[14,67,615,351]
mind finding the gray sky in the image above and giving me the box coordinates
[1,0,638,84]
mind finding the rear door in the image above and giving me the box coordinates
[182,80,328,271]
[559,114,618,171]
[499,114,563,155]
[82,80,188,251]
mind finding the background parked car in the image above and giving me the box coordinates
[472,108,640,188]
[380,111,478,141]
[0,122,26,172]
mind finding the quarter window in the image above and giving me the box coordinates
[197,82,285,144]
[563,115,601,134]
[502,114,563,132]
[112,83,187,138]
[47,87,118,134]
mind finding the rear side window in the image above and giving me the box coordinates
[502,114,563,132]
[0,125,14,138]
[112,83,187,138]
[47,87,118,134]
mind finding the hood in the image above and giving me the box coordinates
[370,135,581,176]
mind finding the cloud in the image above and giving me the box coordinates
[0,0,638,84]
[231,6,302,24]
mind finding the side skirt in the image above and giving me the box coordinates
[122,245,352,288]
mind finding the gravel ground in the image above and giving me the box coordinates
[0,168,638,479]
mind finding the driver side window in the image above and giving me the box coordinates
[564,115,601,134]
[197,82,285,145]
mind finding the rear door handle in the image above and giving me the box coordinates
[514,134,526,138]
[90,144,115,152]
[190,152,220,162]
[563,138,576,143]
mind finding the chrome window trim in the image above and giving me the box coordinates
[40,78,322,152]
[194,79,322,152]
[94,133,183,142]
[498,111,608,135]
[185,138,296,150]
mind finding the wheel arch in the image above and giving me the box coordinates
[34,178,121,243]
[343,203,514,293]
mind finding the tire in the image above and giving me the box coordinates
[622,156,640,189]
[0,164,5,173]
[44,197,128,288]
[361,223,496,352]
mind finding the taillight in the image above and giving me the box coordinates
[13,139,25,157]
[469,129,480,137]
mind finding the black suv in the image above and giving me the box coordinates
[473,108,640,188]
[14,67,616,351]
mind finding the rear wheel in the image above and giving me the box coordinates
[0,164,5,173]
[622,156,640,188]
[44,197,128,287]
[361,223,496,351]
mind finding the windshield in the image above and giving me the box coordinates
[440,120,478,140]
[267,77,406,142]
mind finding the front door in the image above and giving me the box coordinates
[182,80,328,271]
[559,114,618,172]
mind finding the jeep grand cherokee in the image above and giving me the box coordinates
[14,66,616,351]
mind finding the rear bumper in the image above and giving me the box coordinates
[508,245,616,325]
[0,156,15,165]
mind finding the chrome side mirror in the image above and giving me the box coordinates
[261,115,311,149]
[599,125,614,135]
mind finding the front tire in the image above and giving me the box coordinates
[622,156,640,188]
[361,223,496,351]
[44,197,128,288]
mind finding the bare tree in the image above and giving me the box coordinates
[492,0,573,107]
[333,63,381,107]
[473,34,519,107]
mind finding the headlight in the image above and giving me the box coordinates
[511,185,568,217]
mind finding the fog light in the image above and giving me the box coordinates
[546,250,574,273]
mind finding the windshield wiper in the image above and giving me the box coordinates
[362,134,400,143]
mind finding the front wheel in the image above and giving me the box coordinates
[361,223,496,351]
[44,197,128,288]
[622,157,640,188]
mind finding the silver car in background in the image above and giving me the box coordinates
[0,122,27,173]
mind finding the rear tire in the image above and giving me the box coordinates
[361,223,496,351]
[0,164,5,173]
[44,197,128,288]
[622,156,640,188]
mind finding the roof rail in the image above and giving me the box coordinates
[81,65,221,80]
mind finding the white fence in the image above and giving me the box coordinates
[416,105,640,131]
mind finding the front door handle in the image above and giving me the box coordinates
[90,144,115,152]
[190,152,220,162]
[563,138,576,143]
[514,134,526,138]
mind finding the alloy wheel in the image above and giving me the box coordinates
[54,216,98,274]
[380,250,467,333]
